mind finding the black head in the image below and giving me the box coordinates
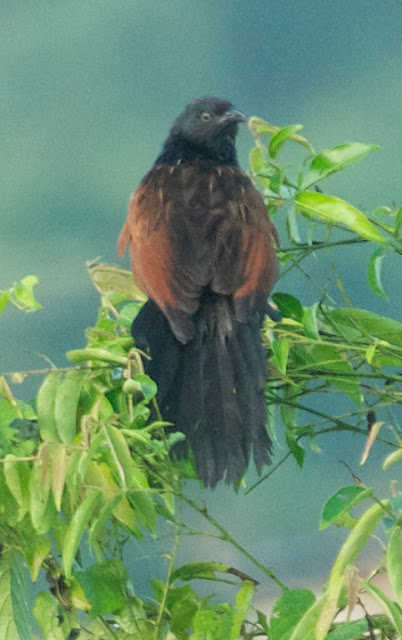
[157,96,246,166]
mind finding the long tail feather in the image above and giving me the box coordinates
[132,296,272,487]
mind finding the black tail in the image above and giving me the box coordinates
[132,296,272,487]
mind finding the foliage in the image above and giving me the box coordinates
[0,120,401,639]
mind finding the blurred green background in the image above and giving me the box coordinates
[2,0,401,609]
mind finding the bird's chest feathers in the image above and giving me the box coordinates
[142,162,252,229]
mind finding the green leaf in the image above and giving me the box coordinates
[268,124,304,159]
[249,117,314,152]
[387,524,402,606]
[270,338,289,374]
[66,347,128,366]
[324,307,402,348]
[133,374,158,403]
[302,303,320,340]
[291,341,361,405]
[327,619,368,639]
[171,561,230,584]
[319,485,374,530]
[24,537,51,582]
[75,559,128,618]
[33,592,65,640]
[51,443,68,511]
[395,205,402,240]
[249,146,266,174]
[36,372,62,442]
[55,370,87,444]
[231,581,255,639]
[367,247,388,299]
[12,275,42,312]
[104,424,134,487]
[88,494,123,552]
[270,589,316,640]
[10,552,32,640]
[0,290,11,315]
[168,585,201,638]
[3,455,31,520]
[272,292,304,322]
[361,580,402,636]
[383,448,402,470]
[301,142,382,189]
[192,603,233,639]
[289,594,326,640]
[281,390,304,468]
[0,552,21,640]
[316,501,386,640]
[85,461,141,537]
[286,207,302,244]
[62,491,102,578]
[295,192,386,244]
[29,456,54,534]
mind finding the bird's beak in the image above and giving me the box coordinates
[218,108,246,125]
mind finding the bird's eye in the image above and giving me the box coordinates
[201,112,211,121]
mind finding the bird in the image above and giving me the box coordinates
[118,96,279,487]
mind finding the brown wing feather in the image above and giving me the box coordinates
[118,163,278,341]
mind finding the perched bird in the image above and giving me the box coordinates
[118,97,279,487]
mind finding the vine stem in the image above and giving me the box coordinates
[182,495,287,591]
[154,496,182,640]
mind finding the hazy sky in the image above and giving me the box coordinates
[1,0,401,606]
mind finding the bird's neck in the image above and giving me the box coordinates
[156,134,239,167]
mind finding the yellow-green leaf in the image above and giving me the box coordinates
[367,247,388,299]
[387,525,402,606]
[36,372,62,442]
[62,491,102,578]
[301,142,381,189]
[55,370,87,444]
[295,192,386,244]
[51,444,68,511]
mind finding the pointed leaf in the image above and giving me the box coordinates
[360,421,384,465]
[295,192,386,244]
[29,457,54,534]
[361,580,402,636]
[301,142,381,189]
[303,303,320,340]
[272,292,304,322]
[24,537,51,582]
[192,603,233,639]
[316,502,386,640]
[55,370,87,444]
[383,448,402,470]
[33,592,65,640]
[171,561,230,584]
[62,491,102,578]
[51,444,68,511]
[36,372,62,442]
[10,552,32,640]
[367,248,388,299]
[0,552,20,640]
[270,589,316,640]
[231,581,255,639]
[3,455,30,520]
[289,594,326,640]
[269,124,304,159]
[395,205,402,240]
[387,525,402,606]
[13,275,42,312]
[75,559,128,618]
[319,485,374,530]
[326,619,368,639]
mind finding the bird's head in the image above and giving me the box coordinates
[162,96,246,165]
